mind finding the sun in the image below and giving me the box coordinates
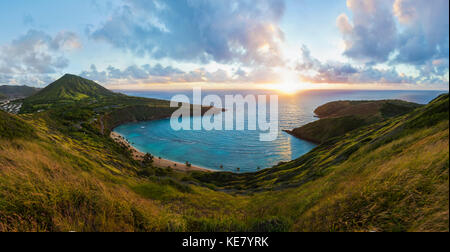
[277,82,303,94]
[273,70,310,94]
[263,69,313,94]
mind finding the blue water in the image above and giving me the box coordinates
[114,89,446,172]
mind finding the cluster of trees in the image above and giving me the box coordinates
[143,153,154,166]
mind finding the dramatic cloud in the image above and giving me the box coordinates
[90,0,285,66]
[2,0,446,88]
[334,0,449,86]
[296,45,445,85]
[338,0,449,66]
[393,0,449,65]
[0,29,81,75]
[337,0,398,64]
[82,45,448,87]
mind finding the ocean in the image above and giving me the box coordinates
[113,89,446,172]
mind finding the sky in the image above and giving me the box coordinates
[0,0,448,91]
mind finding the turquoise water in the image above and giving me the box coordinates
[114,89,446,172]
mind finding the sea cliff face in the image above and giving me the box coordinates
[102,105,222,134]
[102,105,177,133]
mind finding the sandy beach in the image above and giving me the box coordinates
[110,132,213,172]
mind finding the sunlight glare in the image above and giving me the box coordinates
[274,70,310,94]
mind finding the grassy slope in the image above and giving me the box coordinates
[286,100,422,144]
[0,112,174,231]
[0,77,448,232]
[0,111,35,139]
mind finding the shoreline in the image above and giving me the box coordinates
[110,132,214,173]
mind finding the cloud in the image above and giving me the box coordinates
[81,63,188,84]
[338,0,449,68]
[0,30,81,75]
[297,45,322,71]
[393,0,449,65]
[78,63,283,85]
[337,0,398,64]
[80,65,108,82]
[90,0,285,66]
[0,73,56,87]
[142,64,183,77]
[52,31,82,50]
[334,0,449,86]
[296,45,447,85]
[297,45,358,83]
[0,74,13,84]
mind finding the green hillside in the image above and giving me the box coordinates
[26,74,116,101]
[0,85,40,99]
[0,93,6,100]
[21,74,123,113]
[0,111,35,139]
[285,100,422,144]
[0,75,448,232]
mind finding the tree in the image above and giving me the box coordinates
[142,153,154,166]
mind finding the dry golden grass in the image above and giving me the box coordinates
[0,118,178,231]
